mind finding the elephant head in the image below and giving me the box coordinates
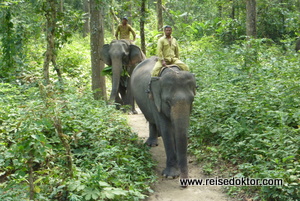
[150,70,196,178]
[100,40,145,104]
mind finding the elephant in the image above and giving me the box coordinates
[100,39,145,113]
[131,56,197,180]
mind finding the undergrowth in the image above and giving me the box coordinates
[0,81,156,200]
[184,37,300,201]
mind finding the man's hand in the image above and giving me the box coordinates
[162,60,167,67]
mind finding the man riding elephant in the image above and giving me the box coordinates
[115,17,136,43]
[151,25,189,77]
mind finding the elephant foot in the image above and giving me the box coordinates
[162,166,180,179]
[180,173,189,188]
[145,138,158,147]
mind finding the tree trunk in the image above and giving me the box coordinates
[236,0,240,20]
[140,0,146,54]
[83,0,90,37]
[28,152,34,200]
[231,0,235,19]
[59,0,63,13]
[110,6,119,36]
[110,6,119,22]
[246,0,256,38]
[53,116,73,178]
[157,0,163,31]
[279,0,285,36]
[90,0,107,100]
[298,0,300,35]
[43,0,63,85]
[245,0,257,70]
[218,5,222,18]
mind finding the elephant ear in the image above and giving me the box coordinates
[150,77,162,113]
[129,45,145,66]
[100,44,111,66]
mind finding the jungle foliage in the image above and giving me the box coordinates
[0,79,156,200]
[0,0,300,200]
[184,37,300,201]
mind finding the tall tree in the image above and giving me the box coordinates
[59,0,64,12]
[90,0,107,100]
[246,0,256,38]
[157,0,163,31]
[245,0,257,68]
[110,4,119,36]
[217,2,222,18]
[83,0,90,37]
[0,7,15,79]
[43,0,63,85]
[140,0,146,54]
[231,0,235,19]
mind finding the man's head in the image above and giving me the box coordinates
[122,17,128,25]
[164,25,172,37]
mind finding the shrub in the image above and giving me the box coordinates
[187,37,300,200]
[0,82,156,201]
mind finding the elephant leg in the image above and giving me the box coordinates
[125,77,137,114]
[115,93,123,110]
[116,84,128,112]
[119,82,126,103]
[146,123,158,147]
[159,123,180,178]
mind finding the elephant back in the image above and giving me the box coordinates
[158,66,181,77]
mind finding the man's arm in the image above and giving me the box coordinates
[115,25,120,40]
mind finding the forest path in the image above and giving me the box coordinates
[127,110,229,201]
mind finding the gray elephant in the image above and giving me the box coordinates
[101,39,145,113]
[131,56,196,180]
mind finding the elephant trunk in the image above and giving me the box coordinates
[109,58,123,102]
[171,102,191,179]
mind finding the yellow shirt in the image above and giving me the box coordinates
[157,36,179,62]
[115,24,136,40]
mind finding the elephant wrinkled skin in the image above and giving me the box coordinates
[100,39,145,113]
[131,56,196,180]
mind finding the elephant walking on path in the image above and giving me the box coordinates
[101,39,145,113]
[131,56,197,180]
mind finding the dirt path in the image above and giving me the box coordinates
[127,111,229,201]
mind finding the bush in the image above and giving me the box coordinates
[186,37,300,200]
[0,82,156,201]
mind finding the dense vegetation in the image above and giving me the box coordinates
[1,0,300,200]
[0,37,156,200]
[185,37,300,201]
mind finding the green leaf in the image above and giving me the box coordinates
[101,66,112,76]
[77,184,86,191]
[98,181,110,187]
[83,187,100,201]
